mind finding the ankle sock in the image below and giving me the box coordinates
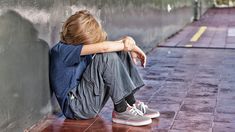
[125,93,136,106]
[114,99,128,113]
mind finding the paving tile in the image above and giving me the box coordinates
[151,117,173,130]
[172,120,212,131]
[193,79,220,87]
[211,39,225,44]
[226,37,235,43]
[181,98,216,113]
[189,83,218,94]
[147,103,180,113]
[216,105,235,114]
[218,88,235,99]
[209,43,226,48]
[158,87,188,95]
[216,98,235,114]
[225,44,235,48]
[217,99,235,107]
[43,126,88,132]
[156,90,187,98]
[162,82,188,89]
[186,91,217,99]
[42,117,96,132]
[127,127,156,132]
[198,37,211,45]
[86,117,118,132]
[213,122,235,132]
[175,111,213,122]
[149,96,183,104]
[164,81,187,87]
[214,113,235,123]
[169,129,210,132]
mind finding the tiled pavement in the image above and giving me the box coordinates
[28,8,235,132]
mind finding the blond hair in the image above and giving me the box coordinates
[60,10,107,45]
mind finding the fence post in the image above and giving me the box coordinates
[194,0,201,21]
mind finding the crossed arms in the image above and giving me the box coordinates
[80,36,147,67]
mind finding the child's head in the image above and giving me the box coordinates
[60,10,107,45]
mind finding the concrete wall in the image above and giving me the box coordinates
[0,10,51,132]
[0,0,213,131]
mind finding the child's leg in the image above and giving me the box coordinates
[124,92,136,106]
[116,51,145,92]
[64,52,153,126]
[65,52,144,119]
[101,52,146,108]
[116,51,160,119]
[116,51,144,105]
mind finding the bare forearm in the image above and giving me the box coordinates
[80,41,124,55]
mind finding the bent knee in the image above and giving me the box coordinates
[94,52,120,62]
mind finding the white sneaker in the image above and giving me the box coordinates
[112,105,152,126]
[134,101,160,118]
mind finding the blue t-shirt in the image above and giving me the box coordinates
[49,41,92,112]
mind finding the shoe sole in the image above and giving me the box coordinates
[145,112,160,119]
[112,118,152,126]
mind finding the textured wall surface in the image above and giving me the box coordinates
[0,0,213,131]
[0,10,51,132]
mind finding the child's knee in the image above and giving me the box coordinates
[95,52,120,62]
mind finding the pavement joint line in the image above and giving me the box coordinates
[169,53,199,130]
[83,117,99,132]
[208,25,217,49]
[211,77,222,132]
[145,54,183,129]
[190,26,207,42]
[146,60,179,104]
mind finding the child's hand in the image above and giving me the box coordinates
[122,36,136,52]
[130,47,147,68]
[130,51,138,65]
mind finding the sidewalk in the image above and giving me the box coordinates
[159,8,235,49]
[29,8,235,132]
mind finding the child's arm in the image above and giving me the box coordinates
[81,41,124,55]
[80,36,147,67]
[80,36,136,55]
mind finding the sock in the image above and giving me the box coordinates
[125,93,136,106]
[114,99,128,113]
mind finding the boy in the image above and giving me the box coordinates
[50,10,159,126]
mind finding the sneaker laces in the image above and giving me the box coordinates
[138,102,148,114]
[129,104,144,116]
